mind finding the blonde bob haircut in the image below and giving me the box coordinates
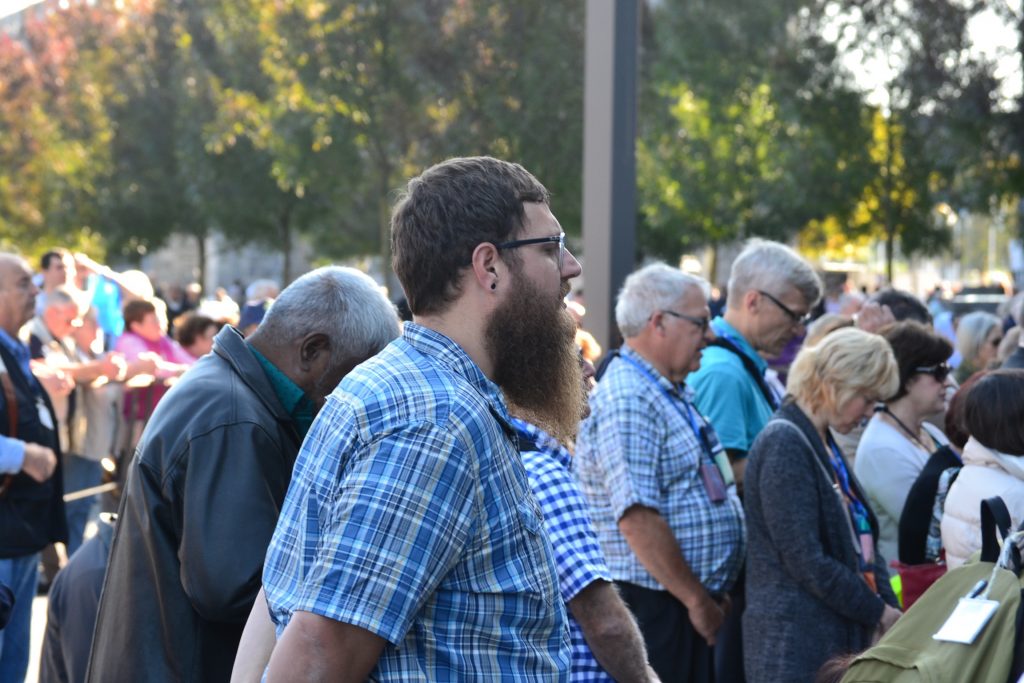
[787,327,899,415]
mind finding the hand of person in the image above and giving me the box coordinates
[21,443,57,483]
[854,302,895,334]
[686,592,727,645]
[73,252,104,276]
[130,352,160,376]
[99,352,126,380]
[879,603,902,633]
[32,360,74,396]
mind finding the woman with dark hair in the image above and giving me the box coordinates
[855,321,954,564]
[941,369,1024,568]
[745,328,902,683]
[174,313,220,361]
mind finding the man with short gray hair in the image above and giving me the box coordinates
[688,238,821,683]
[87,266,400,683]
[690,239,822,489]
[575,263,745,683]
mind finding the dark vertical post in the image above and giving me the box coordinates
[582,0,639,353]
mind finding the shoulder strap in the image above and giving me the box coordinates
[709,337,779,409]
[765,418,863,560]
[981,496,1013,564]
[594,349,620,382]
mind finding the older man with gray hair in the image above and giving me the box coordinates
[687,238,821,683]
[690,239,823,490]
[86,266,400,683]
[575,263,745,683]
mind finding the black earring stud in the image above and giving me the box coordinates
[491,282,497,290]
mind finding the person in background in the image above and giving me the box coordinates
[238,300,272,338]
[0,253,63,683]
[941,369,1024,569]
[954,310,1002,383]
[28,289,123,556]
[854,321,953,565]
[511,354,658,682]
[744,328,902,683]
[115,299,194,377]
[575,263,744,683]
[39,517,115,683]
[175,313,220,361]
[87,267,400,683]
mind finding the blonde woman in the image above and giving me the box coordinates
[744,328,902,683]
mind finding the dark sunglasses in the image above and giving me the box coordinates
[914,363,951,382]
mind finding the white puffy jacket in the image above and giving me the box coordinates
[941,437,1024,569]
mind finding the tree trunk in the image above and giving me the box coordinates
[279,205,293,285]
[884,108,896,286]
[196,231,207,291]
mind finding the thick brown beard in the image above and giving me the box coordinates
[486,272,585,445]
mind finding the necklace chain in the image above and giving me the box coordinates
[879,405,931,452]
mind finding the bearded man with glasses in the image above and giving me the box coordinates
[260,157,580,682]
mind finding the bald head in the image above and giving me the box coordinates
[0,254,39,336]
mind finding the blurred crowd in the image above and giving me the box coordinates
[1,157,1024,683]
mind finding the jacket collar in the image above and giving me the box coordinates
[212,326,296,431]
[963,436,1024,481]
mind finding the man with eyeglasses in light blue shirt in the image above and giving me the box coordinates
[688,238,822,683]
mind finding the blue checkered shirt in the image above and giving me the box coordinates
[262,323,571,681]
[513,419,614,683]
[574,345,746,593]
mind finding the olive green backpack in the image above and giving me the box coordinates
[841,497,1024,683]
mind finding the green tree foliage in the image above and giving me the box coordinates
[637,0,878,276]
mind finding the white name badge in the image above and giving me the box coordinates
[36,399,54,431]
[933,598,1000,644]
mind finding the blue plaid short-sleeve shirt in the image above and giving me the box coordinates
[262,323,570,681]
[574,345,746,594]
[513,419,614,682]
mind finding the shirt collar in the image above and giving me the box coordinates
[619,344,694,400]
[0,327,32,379]
[510,417,571,470]
[402,322,514,428]
[710,316,767,373]
[250,346,314,439]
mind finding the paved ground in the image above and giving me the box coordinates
[27,595,47,682]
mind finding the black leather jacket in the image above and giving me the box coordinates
[87,327,302,682]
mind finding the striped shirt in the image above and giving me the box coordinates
[575,345,746,593]
[513,419,614,682]
[262,323,570,681]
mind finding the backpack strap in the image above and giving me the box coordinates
[708,337,779,410]
[981,496,1012,564]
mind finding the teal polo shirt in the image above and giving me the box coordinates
[250,347,314,439]
[689,317,775,456]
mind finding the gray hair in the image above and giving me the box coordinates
[41,287,78,311]
[615,263,710,338]
[727,239,822,310]
[256,267,399,367]
[956,310,1001,365]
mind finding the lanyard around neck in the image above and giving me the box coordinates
[616,353,714,460]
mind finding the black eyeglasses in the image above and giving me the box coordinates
[495,232,566,271]
[757,290,812,326]
[661,309,710,332]
[914,363,951,382]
